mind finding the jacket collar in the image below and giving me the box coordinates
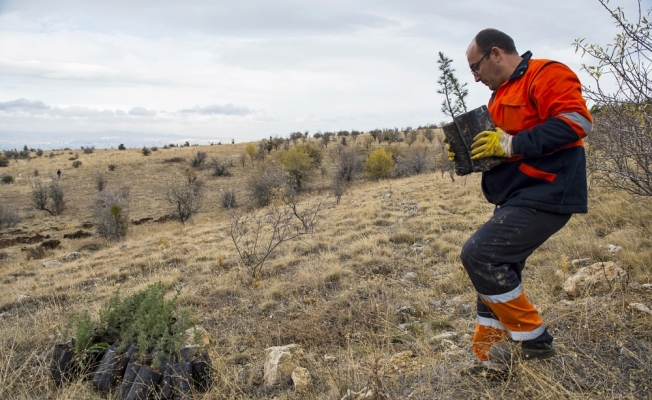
[509,51,532,80]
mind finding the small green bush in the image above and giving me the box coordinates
[118,144,126,150]
[142,147,151,156]
[1,175,14,184]
[108,164,117,171]
[72,160,82,168]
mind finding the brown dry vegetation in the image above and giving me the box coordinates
[0,136,651,399]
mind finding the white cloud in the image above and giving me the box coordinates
[0,0,644,143]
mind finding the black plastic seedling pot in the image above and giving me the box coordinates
[442,105,506,175]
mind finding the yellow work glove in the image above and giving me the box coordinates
[443,138,456,161]
[470,128,513,159]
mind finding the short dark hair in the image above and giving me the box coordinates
[474,29,518,55]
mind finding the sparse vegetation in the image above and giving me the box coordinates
[118,143,126,150]
[29,178,66,215]
[108,164,117,171]
[141,146,151,156]
[95,172,107,192]
[164,178,203,224]
[190,151,207,169]
[1,175,14,184]
[72,160,82,168]
[0,204,21,230]
[90,187,130,240]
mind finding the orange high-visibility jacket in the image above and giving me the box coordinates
[485,51,592,214]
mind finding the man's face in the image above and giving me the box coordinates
[467,42,500,91]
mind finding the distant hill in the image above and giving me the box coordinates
[0,130,238,150]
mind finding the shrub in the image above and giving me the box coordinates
[165,179,203,224]
[30,178,66,215]
[221,189,237,209]
[247,163,287,207]
[49,152,55,158]
[90,187,130,240]
[33,169,39,177]
[209,157,230,176]
[150,146,158,152]
[364,149,394,180]
[83,146,94,154]
[72,160,82,168]
[96,172,107,192]
[190,151,207,169]
[163,157,185,164]
[335,148,363,183]
[1,175,14,184]
[245,143,257,161]
[118,144,126,150]
[0,155,8,167]
[36,149,43,157]
[24,246,46,260]
[108,164,117,171]
[278,146,315,189]
[0,204,21,230]
[394,147,432,177]
[141,147,151,156]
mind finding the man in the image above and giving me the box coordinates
[450,29,592,373]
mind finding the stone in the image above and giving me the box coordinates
[571,258,592,267]
[65,252,82,261]
[562,261,626,297]
[629,302,652,315]
[291,367,312,393]
[642,284,652,290]
[118,244,128,250]
[430,300,444,309]
[403,272,417,280]
[263,344,303,386]
[183,325,213,348]
[383,193,391,201]
[409,245,423,254]
[431,331,458,342]
[42,260,61,268]
[16,294,30,303]
[607,244,623,253]
[324,355,337,363]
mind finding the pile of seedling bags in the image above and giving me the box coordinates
[50,283,212,399]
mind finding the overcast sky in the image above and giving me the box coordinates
[0,0,646,144]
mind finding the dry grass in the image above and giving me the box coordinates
[0,137,651,399]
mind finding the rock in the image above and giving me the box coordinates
[291,367,312,393]
[324,355,337,363]
[16,294,29,303]
[431,331,458,342]
[65,252,82,261]
[571,258,592,267]
[263,344,304,386]
[409,245,423,254]
[555,269,568,279]
[42,260,62,268]
[398,323,410,331]
[183,325,213,348]
[607,244,623,253]
[403,272,417,280]
[395,306,414,315]
[642,284,652,290]
[562,261,626,297]
[118,244,128,250]
[383,193,391,201]
[629,302,652,315]
[430,300,444,309]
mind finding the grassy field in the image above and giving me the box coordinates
[0,137,651,399]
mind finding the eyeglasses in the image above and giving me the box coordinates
[470,49,492,77]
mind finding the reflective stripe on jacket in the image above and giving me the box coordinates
[484,51,591,214]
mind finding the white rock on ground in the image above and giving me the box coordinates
[42,260,61,268]
[183,325,213,348]
[629,302,652,315]
[562,261,626,297]
[291,366,312,393]
[65,252,82,261]
[263,344,304,386]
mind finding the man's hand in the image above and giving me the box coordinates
[470,128,513,159]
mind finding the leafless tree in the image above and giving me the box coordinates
[0,204,21,230]
[573,0,652,196]
[229,191,325,281]
[30,178,66,215]
[90,187,130,240]
[165,179,204,224]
